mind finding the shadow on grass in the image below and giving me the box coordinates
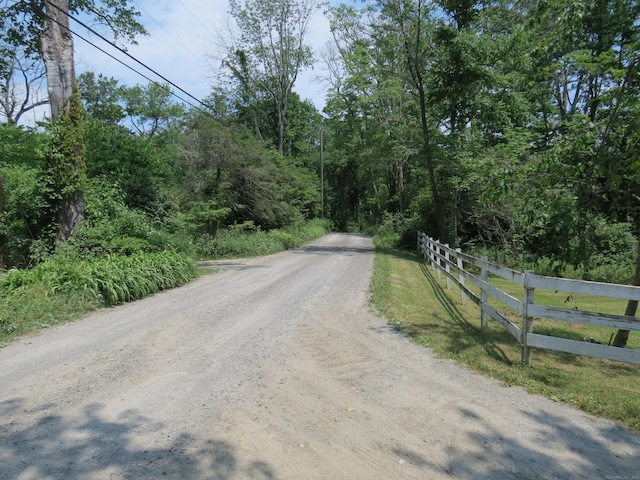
[417,258,515,365]
[376,247,514,366]
[0,398,276,480]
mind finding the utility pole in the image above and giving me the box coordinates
[0,173,5,269]
[320,126,324,219]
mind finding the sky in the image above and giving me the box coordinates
[72,0,334,113]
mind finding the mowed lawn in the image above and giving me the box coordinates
[370,246,640,432]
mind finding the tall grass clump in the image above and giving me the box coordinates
[2,251,197,305]
[0,251,197,343]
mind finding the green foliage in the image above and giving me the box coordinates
[0,123,46,166]
[60,178,181,257]
[191,218,330,259]
[122,82,185,136]
[322,0,640,294]
[225,0,316,152]
[48,87,86,196]
[1,250,197,306]
[183,201,232,237]
[78,72,126,124]
[178,111,320,231]
[0,125,56,266]
[84,117,175,211]
[0,0,146,58]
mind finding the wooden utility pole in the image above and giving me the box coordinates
[0,172,6,269]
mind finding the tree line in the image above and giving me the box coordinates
[319,0,640,347]
[1,0,639,346]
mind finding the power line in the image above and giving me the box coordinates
[43,0,212,114]
[45,14,208,117]
[174,0,217,39]
[71,24,204,114]
[130,0,203,64]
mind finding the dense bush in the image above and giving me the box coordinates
[190,218,331,259]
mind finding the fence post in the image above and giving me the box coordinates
[418,232,424,255]
[456,248,466,305]
[436,243,442,279]
[445,244,451,290]
[428,237,435,268]
[521,270,536,365]
[480,256,489,329]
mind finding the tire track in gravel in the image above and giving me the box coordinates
[1,233,639,479]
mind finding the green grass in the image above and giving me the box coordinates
[0,283,101,345]
[370,245,640,432]
[0,219,331,346]
[0,251,198,345]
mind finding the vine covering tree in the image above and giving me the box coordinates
[0,0,145,243]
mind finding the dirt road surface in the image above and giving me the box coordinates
[1,233,638,479]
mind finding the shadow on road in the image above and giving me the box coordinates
[423,409,640,480]
[0,398,276,480]
[393,404,640,479]
[295,244,373,256]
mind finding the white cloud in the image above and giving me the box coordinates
[73,0,333,112]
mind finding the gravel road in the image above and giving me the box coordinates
[1,233,638,480]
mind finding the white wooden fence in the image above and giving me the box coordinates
[417,232,640,366]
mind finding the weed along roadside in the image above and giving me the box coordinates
[0,221,330,346]
[370,241,640,432]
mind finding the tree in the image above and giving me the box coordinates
[0,0,145,243]
[178,109,320,230]
[526,0,640,347]
[384,0,446,240]
[122,82,184,137]
[225,0,317,154]
[41,0,86,243]
[0,44,49,124]
[77,71,125,124]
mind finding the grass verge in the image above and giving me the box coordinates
[0,251,197,345]
[0,220,331,346]
[370,245,640,432]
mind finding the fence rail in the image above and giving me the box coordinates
[417,232,640,365]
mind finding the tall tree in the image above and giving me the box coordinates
[0,0,145,243]
[42,0,85,242]
[226,0,317,153]
[381,0,446,240]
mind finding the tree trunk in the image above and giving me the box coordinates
[417,84,447,243]
[397,0,447,243]
[277,98,286,155]
[612,232,640,347]
[42,0,76,122]
[41,0,85,243]
[0,172,6,269]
